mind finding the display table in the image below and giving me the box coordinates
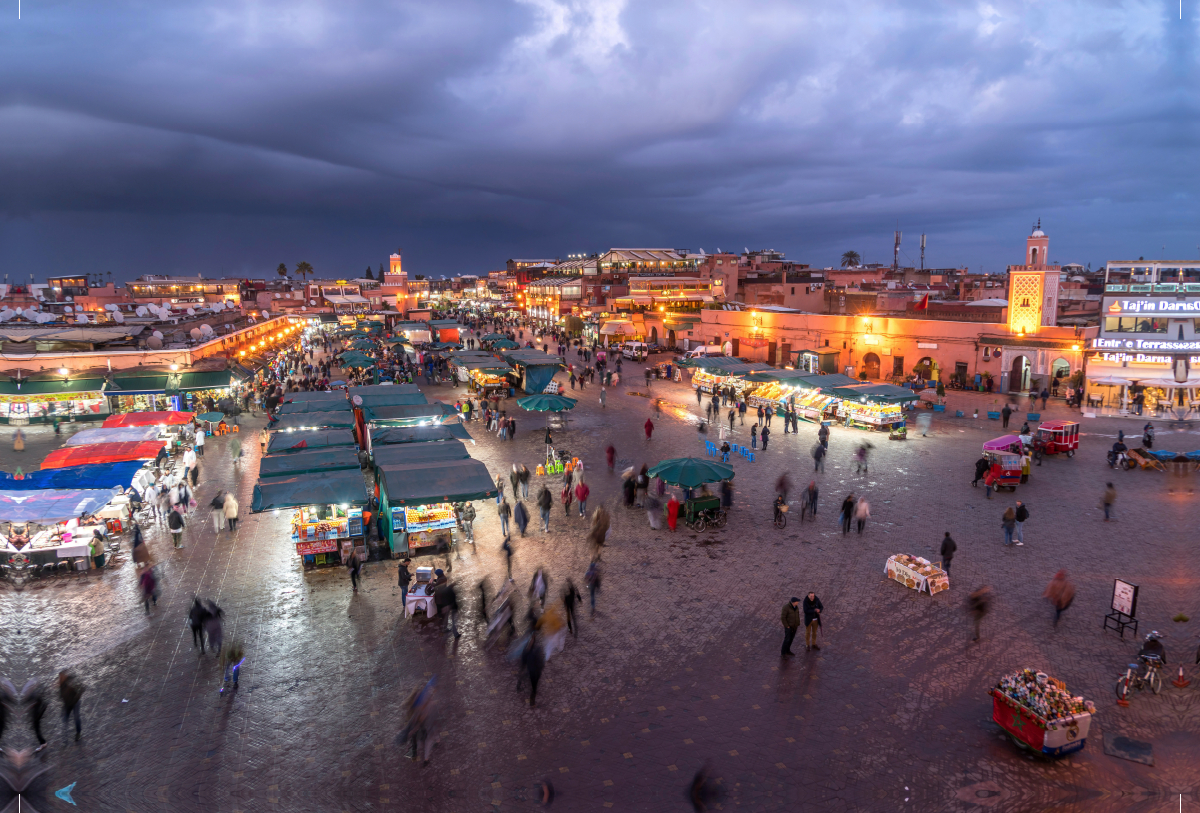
[885,554,948,595]
[405,591,438,618]
[55,543,91,559]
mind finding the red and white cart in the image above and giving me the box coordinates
[990,671,1093,757]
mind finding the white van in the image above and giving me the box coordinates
[622,341,649,360]
[682,345,724,360]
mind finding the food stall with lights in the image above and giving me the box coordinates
[251,468,369,568]
[376,458,497,556]
[362,403,455,428]
[684,358,775,397]
[830,383,917,431]
[0,488,128,569]
[460,360,515,394]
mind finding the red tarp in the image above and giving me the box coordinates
[41,441,165,469]
[103,411,194,428]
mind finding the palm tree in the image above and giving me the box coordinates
[295,261,314,284]
[276,263,288,278]
[841,251,861,267]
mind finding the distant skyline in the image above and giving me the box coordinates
[2,1,1198,282]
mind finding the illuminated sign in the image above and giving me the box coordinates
[1106,298,1200,313]
[1094,337,1200,352]
[1094,352,1200,365]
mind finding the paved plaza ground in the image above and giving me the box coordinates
[2,355,1199,812]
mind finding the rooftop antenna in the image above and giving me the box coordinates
[893,230,902,273]
[920,234,926,270]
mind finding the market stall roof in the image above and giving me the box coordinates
[266,429,356,454]
[480,333,508,342]
[280,391,348,404]
[742,368,820,383]
[372,440,470,466]
[179,370,233,390]
[423,342,460,350]
[363,404,449,423]
[65,426,162,446]
[108,372,170,393]
[347,384,422,396]
[0,488,123,523]
[277,398,352,415]
[102,411,193,428]
[599,320,636,335]
[251,469,368,512]
[378,459,497,506]
[0,460,145,491]
[686,358,774,375]
[271,411,357,431]
[502,351,565,367]
[677,356,741,370]
[796,373,862,390]
[516,394,577,412]
[369,424,472,446]
[456,360,513,373]
[259,447,361,478]
[351,392,430,408]
[831,383,919,403]
[490,339,520,350]
[41,440,166,469]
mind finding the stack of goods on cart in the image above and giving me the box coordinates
[886,554,949,594]
[994,669,1094,722]
[795,389,834,412]
[748,382,788,406]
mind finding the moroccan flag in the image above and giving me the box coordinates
[915,294,929,310]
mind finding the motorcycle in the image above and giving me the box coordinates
[1107,450,1135,470]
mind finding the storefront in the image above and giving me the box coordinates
[0,375,110,425]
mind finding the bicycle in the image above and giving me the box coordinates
[773,505,787,529]
[1115,654,1163,702]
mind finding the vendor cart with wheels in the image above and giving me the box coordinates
[990,669,1093,758]
[1031,420,1079,462]
[682,495,726,531]
[982,436,1024,491]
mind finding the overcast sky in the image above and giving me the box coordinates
[1,0,1197,281]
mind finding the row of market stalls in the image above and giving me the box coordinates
[680,357,919,431]
[1,410,195,569]
[252,384,496,568]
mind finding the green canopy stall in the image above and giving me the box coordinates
[252,468,369,567]
[271,411,357,431]
[368,424,472,452]
[277,398,352,415]
[377,459,497,554]
[266,428,356,455]
[362,404,449,426]
[259,447,361,478]
[371,440,470,467]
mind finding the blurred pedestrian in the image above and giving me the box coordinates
[398,559,412,606]
[780,597,800,657]
[435,580,461,638]
[839,493,855,535]
[518,632,546,707]
[138,567,158,613]
[812,443,826,473]
[348,552,363,592]
[563,580,581,636]
[223,492,239,534]
[667,494,680,531]
[461,502,476,543]
[606,444,615,472]
[537,486,552,532]
[514,500,529,537]
[644,417,654,440]
[220,639,246,692]
[967,585,992,642]
[854,497,870,534]
[56,671,84,743]
[560,482,573,517]
[575,480,589,516]
[168,507,185,548]
[501,537,513,578]
[189,597,211,652]
[498,497,512,537]
[203,600,224,653]
[24,679,48,751]
[940,532,957,572]
[1043,570,1075,628]
[1102,482,1117,521]
[585,560,601,615]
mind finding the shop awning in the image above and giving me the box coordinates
[259,447,361,478]
[178,370,233,390]
[103,411,193,428]
[0,378,106,396]
[370,424,472,447]
[0,488,123,523]
[230,364,258,381]
[378,459,497,506]
[0,460,145,491]
[266,429,356,454]
[318,314,339,323]
[347,384,422,396]
[831,383,919,403]
[251,469,368,512]
[363,404,448,423]
[271,411,357,431]
[280,391,348,405]
[108,373,170,394]
[372,440,470,467]
[277,398,352,415]
[41,440,166,469]
[742,369,819,383]
[689,360,774,376]
[65,426,162,446]
[796,373,862,390]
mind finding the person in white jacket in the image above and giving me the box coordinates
[223,493,240,535]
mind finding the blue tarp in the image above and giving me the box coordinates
[519,363,561,394]
[0,461,145,491]
[0,488,122,523]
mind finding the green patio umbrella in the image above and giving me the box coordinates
[349,338,376,350]
[196,411,224,422]
[646,457,735,488]
[340,357,373,370]
[516,394,578,412]
[480,333,507,342]
[492,339,520,350]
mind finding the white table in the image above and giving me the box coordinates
[55,543,91,559]
[405,591,437,618]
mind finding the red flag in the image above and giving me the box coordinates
[290,440,309,450]
[915,294,929,310]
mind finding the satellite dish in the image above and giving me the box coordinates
[189,328,202,340]
[186,307,195,316]
[274,293,281,299]
[113,311,125,323]
[136,306,148,317]
[63,306,73,313]
[211,301,224,311]
[105,304,117,311]
[300,306,307,312]
[309,299,316,306]
[36,313,50,323]
[22,308,36,320]
[147,336,163,349]
[262,310,270,318]
[200,324,213,335]
[152,330,164,340]
[76,314,89,324]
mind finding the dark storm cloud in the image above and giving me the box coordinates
[1,0,1197,278]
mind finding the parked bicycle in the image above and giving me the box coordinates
[1116,654,1163,701]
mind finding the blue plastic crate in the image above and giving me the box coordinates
[932,405,945,412]
[987,411,1001,420]
[955,410,964,418]
[1026,412,1041,421]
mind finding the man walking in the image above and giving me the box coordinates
[780,597,801,657]
[812,443,826,473]
[498,497,512,537]
[1044,570,1075,628]
[940,532,957,572]
[57,670,84,743]
[1001,404,1012,429]
[840,493,855,535]
[1102,482,1116,521]
[802,592,823,651]
[1014,501,1029,545]
[398,559,412,607]
[461,502,476,543]
[537,485,552,532]
[967,586,992,642]
[575,480,589,517]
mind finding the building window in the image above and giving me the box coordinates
[1105,317,1167,334]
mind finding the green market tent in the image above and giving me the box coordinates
[742,368,821,384]
[351,392,430,408]
[646,457,735,488]
[682,357,774,375]
[348,384,422,396]
[799,373,864,390]
[424,342,460,350]
[371,440,470,467]
[479,333,507,342]
[266,429,356,454]
[516,394,577,412]
[370,424,472,447]
[363,404,448,424]
[259,447,361,478]
[280,391,348,404]
[378,460,497,506]
[491,339,520,350]
[830,383,919,403]
[271,411,357,431]
[251,469,368,512]
[277,398,352,415]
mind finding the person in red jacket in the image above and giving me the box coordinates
[561,482,574,517]
[605,445,615,472]
[644,417,654,441]
[575,481,590,517]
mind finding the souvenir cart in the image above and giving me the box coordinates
[250,469,369,568]
[885,554,948,595]
[991,668,1094,757]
